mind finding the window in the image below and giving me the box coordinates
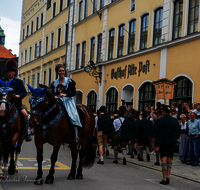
[48,68,52,87]
[81,41,86,68]
[32,74,35,88]
[173,0,183,39]
[87,91,97,113]
[93,0,97,13]
[60,0,63,12]
[57,28,61,47]
[131,0,135,12]
[108,29,115,60]
[50,32,54,51]
[45,36,48,54]
[47,0,51,9]
[118,24,125,57]
[153,8,163,46]
[76,44,80,69]
[26,25,29,37]
[38,41,42,57]
[34,43,37,59]
[138,82,155,112]
[29,46,32,62]
[188,0,199,34]
[43,70,46,85]
[31,21,34,34]
[36,72,40,87]
[170,77,193,117]
[90,37,95,62]
[23,78,25,85]
[84,0,89,18]
[21,52,23,65]
[65,23,68,44]
[140,14,149,50]
[40,13,43,27]
[22,29,25,41]
[97,34,102,63]
[53,2,56,18]
[106,88,118,113]
[24,49,27,64]
[100,0,105,9]
[27,75,30,91]
[128,19,136,54]
[36,17,39,31]
[79,1,83,21]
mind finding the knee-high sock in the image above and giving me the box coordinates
[131,148,134,156]
[140,148,143,159]
[122,149,127,158]
[114,148,118,161]
[128,144,131,153]
[145,147,149,155]
[106,143,108,151]
[137,147,140,156]
[156,151,160,163]
[74,127,78,138]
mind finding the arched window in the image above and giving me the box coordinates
[170,77,193,116]
[153,8,163,46]
[106,88,118,113]
[87,91,97,113]
[140,14,149,50]
[138,82,155,112]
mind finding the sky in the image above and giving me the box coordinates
[0,0,23,56]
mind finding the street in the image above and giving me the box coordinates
[0,140,199,190]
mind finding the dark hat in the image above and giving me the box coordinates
[131,109,135,115]
[6,59,17,72]
[142,111,147,118]
[162,105,172,113]
[118,106,127,115]
[99,106,106,113]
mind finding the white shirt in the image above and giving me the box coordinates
[113,117,125,132]
[191,109,198,115]
[172,108,178,118]
[181,122,187,130]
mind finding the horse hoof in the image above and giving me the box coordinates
[45,177,54,184]
[34,178,43,185]
[8,165,15,175]
[67,173,75,180]
[15,165,18,173]
[0,174,4,179]
[76,173,83,180]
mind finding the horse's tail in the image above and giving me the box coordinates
[2,140,11,164]
[82,137,95,168]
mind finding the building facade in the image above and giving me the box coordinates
[19,0,200,115]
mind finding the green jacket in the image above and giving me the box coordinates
[120,118,132,141]
[127,116,135,123]
[136,119,153,138]
[101,114,115,136]
[155,115,181,144]
[131,120,139,138]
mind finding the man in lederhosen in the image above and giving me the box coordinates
[2,60,31,142]
[155,105,181,185]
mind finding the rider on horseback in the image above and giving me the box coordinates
[51,64,82,150]
[2,59,31,142]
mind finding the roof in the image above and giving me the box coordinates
[0,46,16,58]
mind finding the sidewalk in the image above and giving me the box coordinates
[107,146,200,183]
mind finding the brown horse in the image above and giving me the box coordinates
[27,84,95,185]
[0,80,24,178]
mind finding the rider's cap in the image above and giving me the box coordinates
[5,59,17,72]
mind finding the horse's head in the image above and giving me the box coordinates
[0,79,16,116]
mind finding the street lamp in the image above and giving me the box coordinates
[84,61,102,83]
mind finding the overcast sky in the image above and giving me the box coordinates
[0,0,23,56]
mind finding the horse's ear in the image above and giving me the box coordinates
[27,84,35,94]
[39,87,48,96]
[0,80,6,87]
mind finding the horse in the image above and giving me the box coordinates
[27,84,96,185]
[0,79,24,178]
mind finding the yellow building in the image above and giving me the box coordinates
[69,0,200,116]
[19,0,200,116]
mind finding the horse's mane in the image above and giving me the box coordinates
[39,84,55,98]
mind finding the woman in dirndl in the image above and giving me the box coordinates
[51,64,82,149]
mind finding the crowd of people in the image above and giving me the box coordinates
[93,101,200,185]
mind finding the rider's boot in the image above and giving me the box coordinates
[24,120,32,142]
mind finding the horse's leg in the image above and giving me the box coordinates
[34,143,44,185]
[0,151,4,178]
[8,142,16,175]
[67,143,78,180]
[76,148,84,180]
[15,133,24,173]
[14,152,19,173]
[45,144,61,184]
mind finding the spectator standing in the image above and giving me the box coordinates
[190,102,198,115]
[187,112,200,166]
[179,114,190,163]
[155,105,181,185]
[171,102,178,119]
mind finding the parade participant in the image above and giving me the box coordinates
[1,60,31,142]
[130,110,140,159]
[179,114,190,163]
[127,109,135,155]
[155,105,181,185]
[136,111,153,162]
[51,64,82,150]
[96,106,114,164]
[113,106,132,165]
[187,112,200,166]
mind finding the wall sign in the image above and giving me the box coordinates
[111,60,151,80]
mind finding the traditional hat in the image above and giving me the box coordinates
[162,105,172,113]
[5,59,17,72]
[118,106,126,115]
